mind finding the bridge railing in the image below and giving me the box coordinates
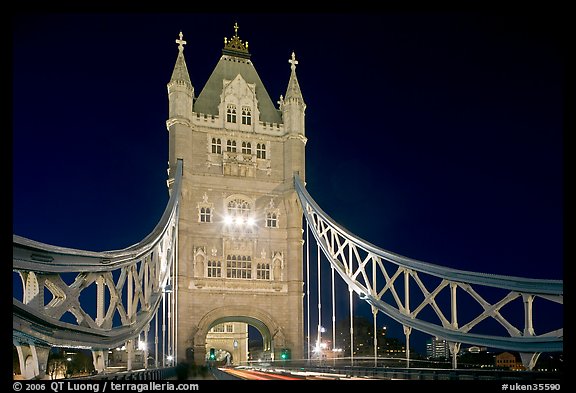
[67,367,178,380]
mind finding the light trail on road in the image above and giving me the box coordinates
[218,367,305,380]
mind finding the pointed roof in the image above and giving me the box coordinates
[193,25,282,124]
[284,52,304,104]
[168,32,193,89]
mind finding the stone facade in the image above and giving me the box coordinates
[166,27,306,365]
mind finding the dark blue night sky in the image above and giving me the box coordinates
[12,11,564,355]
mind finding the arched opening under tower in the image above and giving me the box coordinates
[191,305,288,366]
[204,317,271,366]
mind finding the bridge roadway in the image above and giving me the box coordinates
[75,363,561,381]
[213,364,562,381]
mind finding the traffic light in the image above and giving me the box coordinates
[209,348,215,361]
[280,348,290,360]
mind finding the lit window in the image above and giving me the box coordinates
[211,138,222,154]
[224,197,255,232]
[256,143,266,159]
[256,263,270,280]
[200,207,212,223]
[266,212,278,228]
[241,106,252,125]
[197,193,214,224]
[207,260,221,277]
[226,104,237,123]
[226,255,252,279]
[227,198,250,218]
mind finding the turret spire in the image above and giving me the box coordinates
[167,31,194,122]
[169,31,193,89]
[284,51,304,105]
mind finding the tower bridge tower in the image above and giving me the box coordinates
[166,26,306,365]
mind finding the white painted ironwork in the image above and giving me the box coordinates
[306,224,311,362]
[295,175,562,369]
[13,160,183,379]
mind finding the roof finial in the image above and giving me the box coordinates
[289,51,298,71]
[176,31,187,52]
[222,23,250,58]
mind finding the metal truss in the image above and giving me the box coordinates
[295,175,562,367]
[12,160,182,378]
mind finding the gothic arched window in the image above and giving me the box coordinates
[226,255,252,279]
[266,212,278,228]
[197,193,214,224]
[241,106,252,125]
[265,199,279,228]
[211,138,222,154]
[241,141,252,154]
[257,143,266,159]
[226,104,237,123]
[256,263,270,280]
[226,140,237,152]
[200,207,212,223]
[207,260,221,277]
[227,198,250,218]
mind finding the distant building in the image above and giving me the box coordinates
[314,339,345,360]
[109,345,145,369]
[426,337,450,359]
[205,322,249,365]
[466,346,487,353]
[495,352,525,371]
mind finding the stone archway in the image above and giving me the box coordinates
[14,343,50,380]
[192,305,286,365]
[24,356,35,380]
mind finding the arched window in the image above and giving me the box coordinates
[226,104,237,123]
[242,106,252,126]
[226,255,252,279]
[241,142,252,154]
[197,193,214,224]
[256,263,270,280]
[207,260,221,277]
[200,207,212,223]
[211,138,222,154]
[226,140,237,152]
[257,143,266,159]
[266,212,278,228]
[241,106,252,125]
[227,198,251,218]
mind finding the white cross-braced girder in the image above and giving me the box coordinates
[13,160,183,351]
[295,175,562,353]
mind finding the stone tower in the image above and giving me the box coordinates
[166,25,306,365]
